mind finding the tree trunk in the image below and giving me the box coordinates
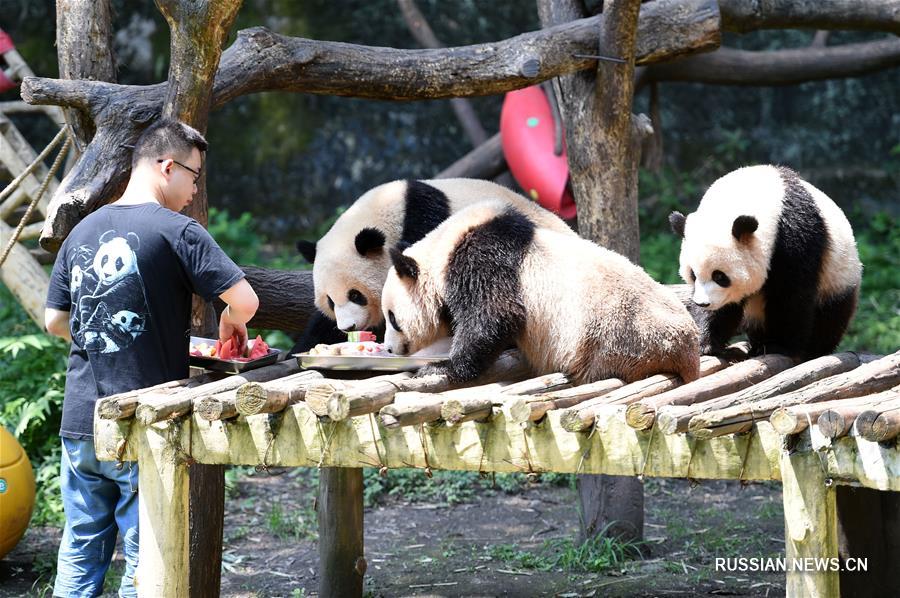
[55,0,116,152]
[153,2,244,596]
[539,0,646,544]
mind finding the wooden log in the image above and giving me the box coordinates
[0,219,51,328]
[818,392,900,440]
[658,352,873,435]
[441,397,494,426]
[135,414,191,597]
[869,407,900,442]
[194,390,238,421]
[97,373,218,420]
[325,373,417,421]
[560,354,735,432]
[378,393,445,429]
[689,351,900,439]
[508,378,626,423]
[321,350,529,420]
[770,389,900,435]
[780,447,840,597]
[625,353,795,430]
[135,360,300,425]
[235,370,324,416]
[852,390,900,441]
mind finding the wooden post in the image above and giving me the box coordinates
[135,425,191,597]
[780,448,839,598]
[318,467,365,598]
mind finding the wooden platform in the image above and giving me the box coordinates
[94,349,900,597]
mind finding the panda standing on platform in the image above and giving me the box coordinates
[669,165,862,359]
[292,178,573,351]
[381,200,701,385]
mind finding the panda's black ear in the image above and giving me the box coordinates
[355,227,386,257]
[296,240,317,263]
[389,247,419,281]
[669,212,686,238]
[732,215,759,243]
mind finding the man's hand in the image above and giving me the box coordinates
[217,278,259,354]
[219,306,248,355]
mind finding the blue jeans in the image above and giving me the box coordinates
[54,437,139,598]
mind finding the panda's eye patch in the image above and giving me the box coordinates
[326,296,335,311]
[712,270,731,287]
[347,289,367,306]
[388,310,402,332]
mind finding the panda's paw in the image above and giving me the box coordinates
[415,361,452,379]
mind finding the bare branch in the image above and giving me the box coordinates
[719,0,900,35]
[643,38,900,87]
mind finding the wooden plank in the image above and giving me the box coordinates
[781,447,840,598]
[0,218,50,327]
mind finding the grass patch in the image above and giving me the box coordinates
[266,502,318,541]
[487,530,642,573]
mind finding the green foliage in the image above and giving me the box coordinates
[840,212,900,354]
[0,286,68,526]
[266,502,318,541]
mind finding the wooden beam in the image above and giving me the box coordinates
[318,467,365,598]
[134,422,191,597]
[0,218,51,327]
[781,446,840,597]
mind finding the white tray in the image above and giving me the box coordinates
[295,353,447,372]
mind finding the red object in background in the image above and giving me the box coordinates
[0,29,17,94]
[0,29,14,54]
[500,86,576,220]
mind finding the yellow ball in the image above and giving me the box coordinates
[0,426,36,559]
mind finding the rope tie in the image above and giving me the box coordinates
[367,413,389,476]
[417,424,433,478]
[0,128,71,268]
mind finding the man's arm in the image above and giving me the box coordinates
[218,278,259,351]
[44,308,72,342]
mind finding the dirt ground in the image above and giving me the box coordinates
[1,470,788,597]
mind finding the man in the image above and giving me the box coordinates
[44,118,258,597]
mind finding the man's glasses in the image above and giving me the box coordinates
[157,158,201,183]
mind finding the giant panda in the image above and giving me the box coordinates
[381,200,701,385]
[294,178,574,349]
[669,165,862,359]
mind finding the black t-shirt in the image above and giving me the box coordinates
[46,202,245,439]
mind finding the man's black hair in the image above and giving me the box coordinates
[131,118,208,169]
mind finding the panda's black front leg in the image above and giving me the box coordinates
[416,316,518,384]
[697,302,744,355]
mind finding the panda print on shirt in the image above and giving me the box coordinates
[71,230,150,354]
